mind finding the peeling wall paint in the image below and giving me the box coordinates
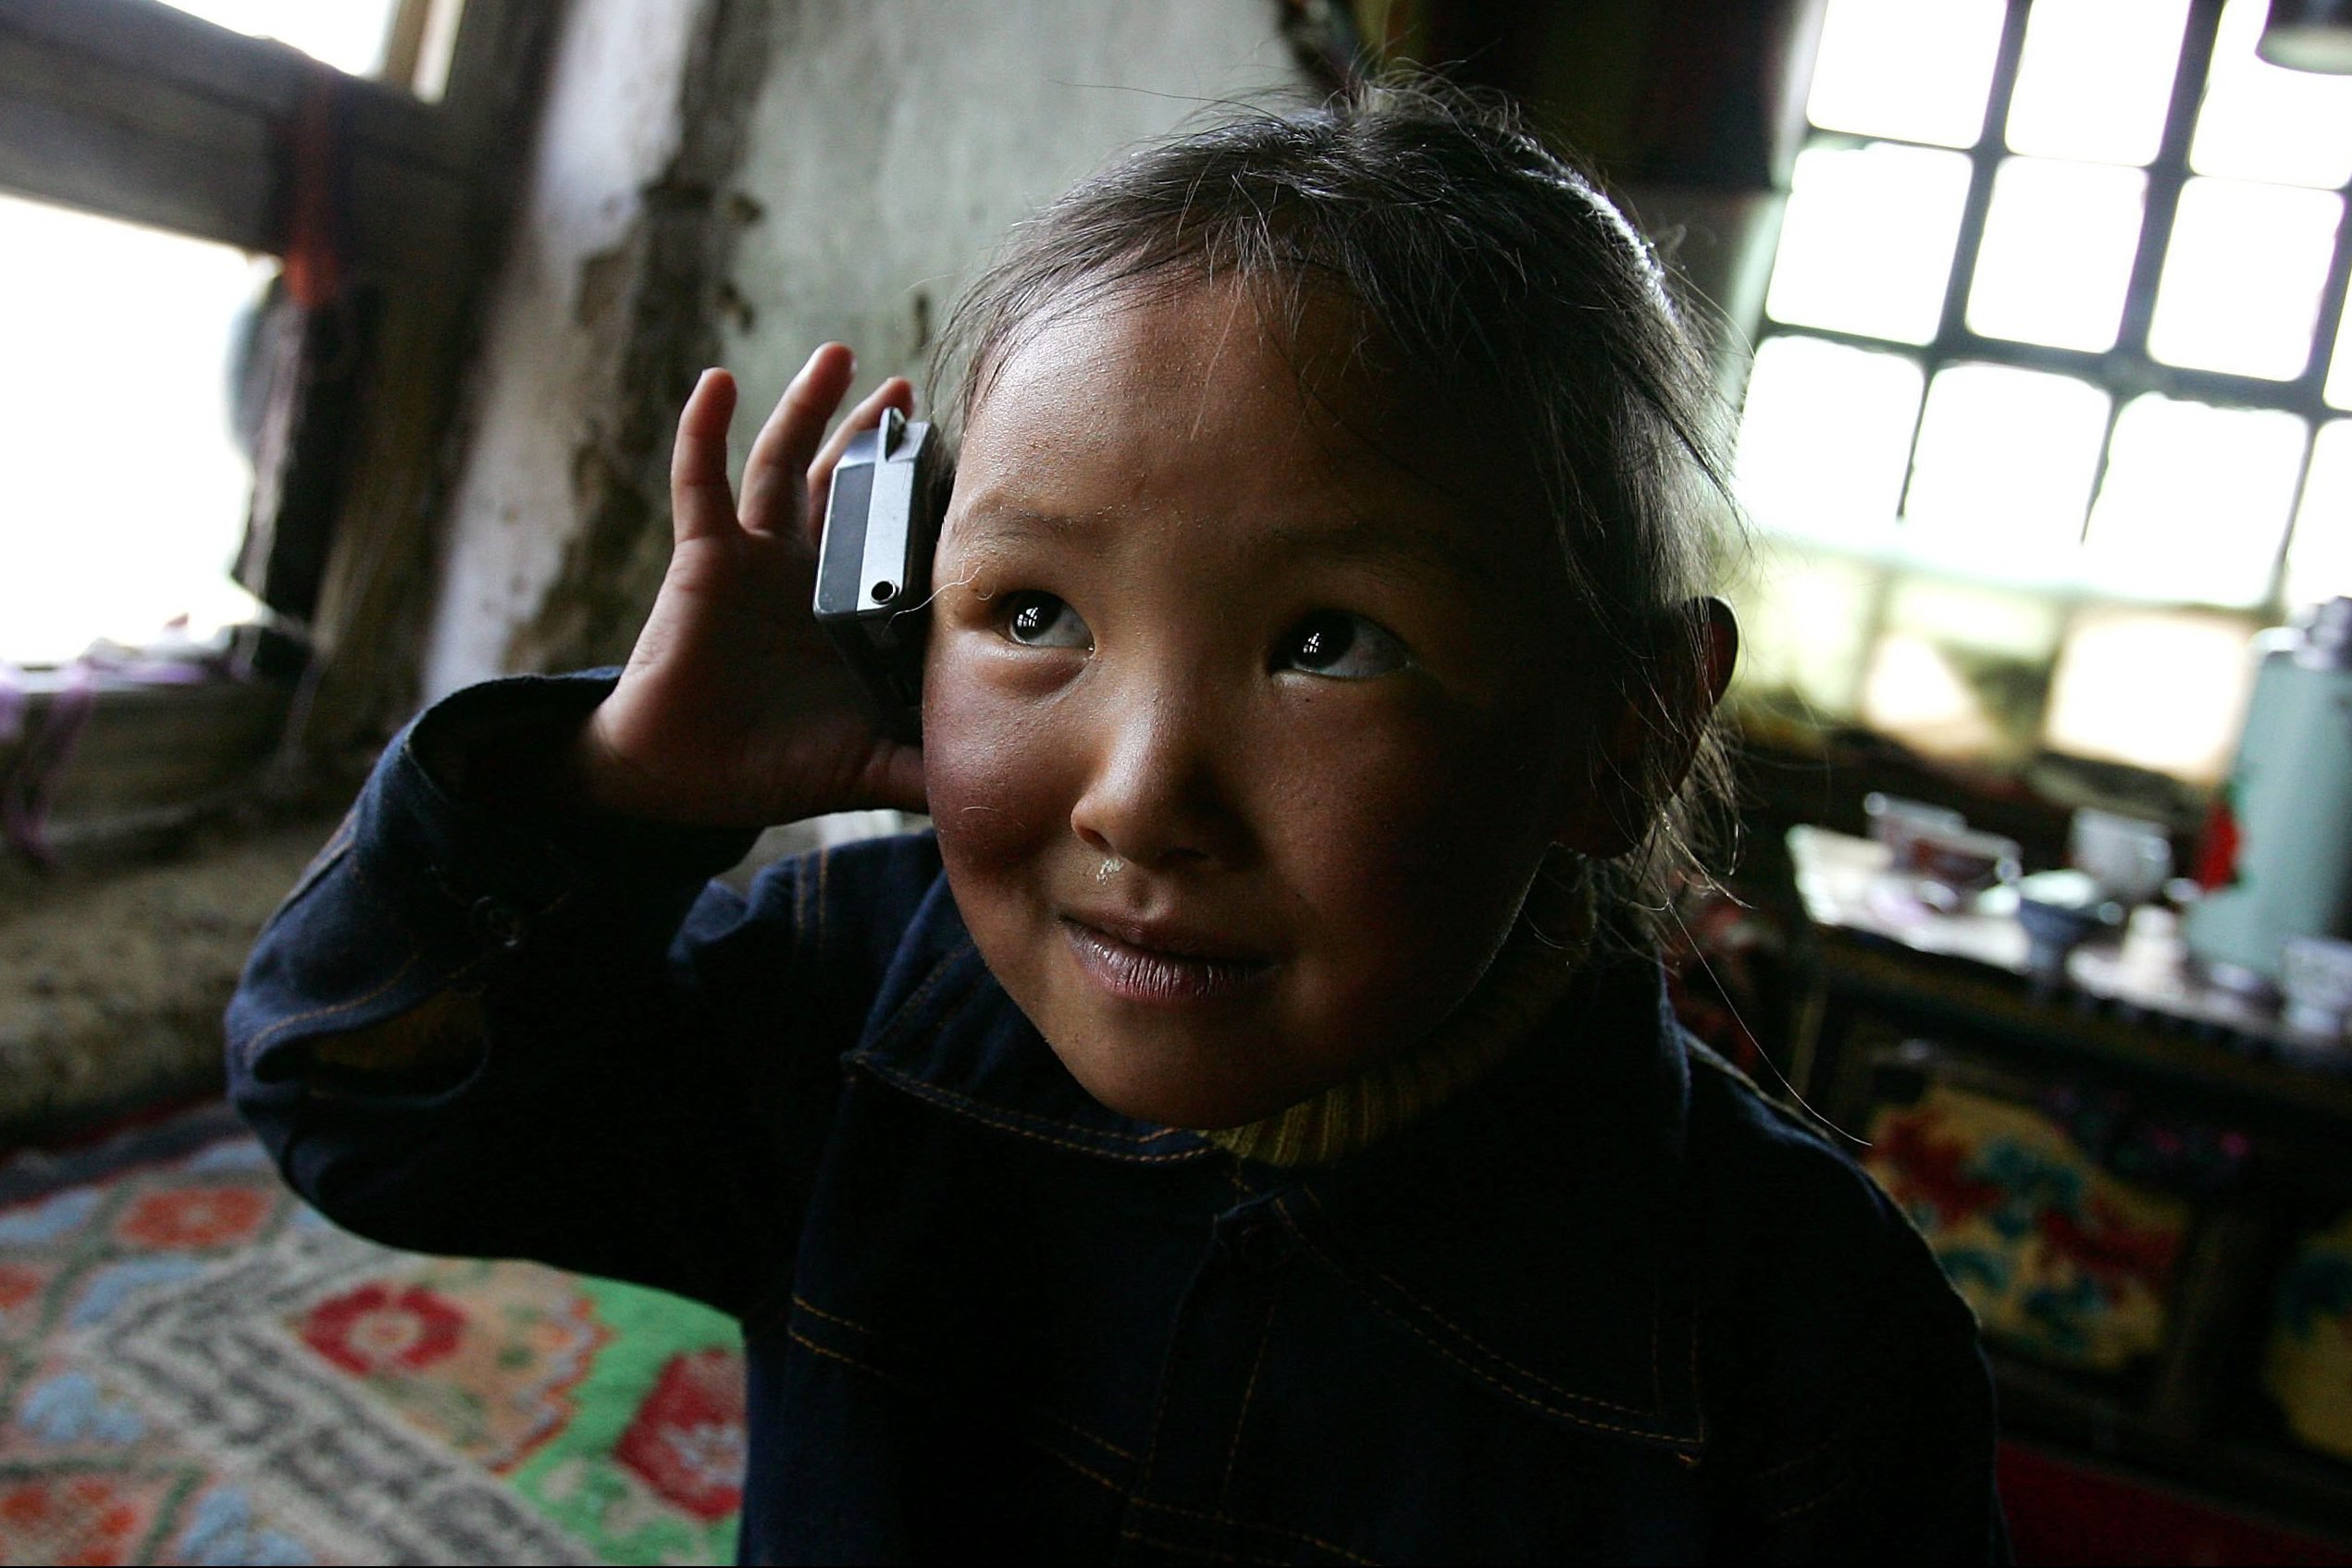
[420,0,1298,698]
[418,0,711,697]
[716,0,1302,463]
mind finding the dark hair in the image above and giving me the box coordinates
[931,77,1743,940]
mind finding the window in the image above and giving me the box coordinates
[0,0,536,854]
[1732,0,2352,786]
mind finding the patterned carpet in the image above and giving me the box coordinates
[0,1101,746,1565]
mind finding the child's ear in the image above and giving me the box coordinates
[1554,597,1739,858]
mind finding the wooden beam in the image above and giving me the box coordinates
[0,0,469,276]
[1,0,463,167]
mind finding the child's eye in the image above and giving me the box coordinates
[1004,591,1093,650]
[1277,611,1411,680]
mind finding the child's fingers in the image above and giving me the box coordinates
[670,368,742,545]
[739,344,860,537]
[801,376,917,549]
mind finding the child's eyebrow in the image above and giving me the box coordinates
[1260,513,1474,582]
[953,505,1484,586]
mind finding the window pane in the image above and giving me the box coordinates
[2286,421,2352,611]
[160,0,401,78]
[0,197,264,665]
[1735,335,1924,541]
[2042,610,2259,784]
[2326,289,2352,411]
[2191,0,2352,188]
[2148,179,2340,381]
[1860,635,2010,760]
[1968,158,2145,352]
[1860,580,2066,763]
[1805,0,2007,148]
[1729,548,1882,720]
[1904,364,2110,566]
[2006,0,2186,166]
[2084,395,2306,605]
[1766,142,1973,344]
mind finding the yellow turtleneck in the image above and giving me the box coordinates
[1192,860,1597,1168]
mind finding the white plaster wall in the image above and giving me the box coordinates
[419,0,1295,702]
[718,0,1299,456]
[418,0,704,701]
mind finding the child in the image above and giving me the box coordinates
[229,83,2007,1564]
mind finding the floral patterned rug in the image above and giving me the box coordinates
[0,1101,745,1565]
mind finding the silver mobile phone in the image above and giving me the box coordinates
[812,406,943,742]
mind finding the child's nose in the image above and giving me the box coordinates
[1068,688,1245,871]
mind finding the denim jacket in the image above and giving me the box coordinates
[227,674,2008,1565]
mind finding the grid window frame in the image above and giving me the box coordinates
[1749,0,2352,612]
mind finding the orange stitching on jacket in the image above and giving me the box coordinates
[1219,1298,1277,1509]
[1035,1405,1137,1463]
[237,951,423,1062]
[1288,1190,1671,1423]
[790,1293,874,1338]
[238,878,577,1067]
[866,947,971,1041]
[1752,1427,1844,1483]
[857,947,1201,1152]
[1116,1526,1238,1562]
[1286,1223,1697,1447]
[870,1073,1206,1164]
[1027,1438,1126,1495]
[785,1326,921,1394]
[1760,1468,1853,1524]
[1124,1497,1380,1564]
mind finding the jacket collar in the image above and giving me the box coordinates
[846,874,1706,1452]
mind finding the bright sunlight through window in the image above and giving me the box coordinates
[159,0,400,78]
[0,2,403,670]
[0,197,267,667]
[1732,0,2352,784]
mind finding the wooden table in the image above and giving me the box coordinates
[1786,826,2352,1543]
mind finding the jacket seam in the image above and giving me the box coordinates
[873,943,966,1031]
[1118,1525,1241,1563]
[275,811,356,914]
[1287,1218,1698,1445]
[785,1324,923,1396]
[861,1068,1207,1164]
[1124,1497,1380,1565]
[235,870,579,1066]
[1044,1407,1137,1465]
[1031,1435,1127,1495]
[858,944,1200,1152]
[234,949,427,1066]
[1760,1467,1855,1524]
[784,1297,1144,1468]
[1218,1293,1279,1511]
[790,1291,873,1339]
[1752,1428,1842,1483]
[1290,1189,1676,1426]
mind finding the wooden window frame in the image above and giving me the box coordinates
[1771,1,2352,526]
[0,0,551,850]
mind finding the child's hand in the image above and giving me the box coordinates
[569,347,929,826]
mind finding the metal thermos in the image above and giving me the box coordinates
[2185,597,2352,990]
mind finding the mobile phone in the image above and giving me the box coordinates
[812,405,945,742]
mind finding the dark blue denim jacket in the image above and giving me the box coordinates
[227,674,2008,1565]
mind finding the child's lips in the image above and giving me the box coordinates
[1058,913,1276,1007]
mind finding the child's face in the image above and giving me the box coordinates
[923,279,1597,1130]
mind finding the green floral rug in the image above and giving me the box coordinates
[0,1101,744,1564]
